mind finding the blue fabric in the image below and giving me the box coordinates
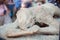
[7,4,15,17]
[9,11,13,17]
[13,0,21,9]
[7,4,15,11]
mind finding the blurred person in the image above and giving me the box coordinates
[6,0,16,18]
[13,0,21,19]
[21,0,46,8]
[21,2,26,8]
[32,0,46,6]
[0,0,12,26]
[13,0,21,10]
[48,0,60,8]
[21,0,32,8]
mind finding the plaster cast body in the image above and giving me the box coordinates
[0,3,60,38]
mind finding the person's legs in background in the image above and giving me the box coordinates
[0,16,4,26]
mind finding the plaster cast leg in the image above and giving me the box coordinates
[6,25,39,38]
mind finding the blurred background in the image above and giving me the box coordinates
[0,0,60,26]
